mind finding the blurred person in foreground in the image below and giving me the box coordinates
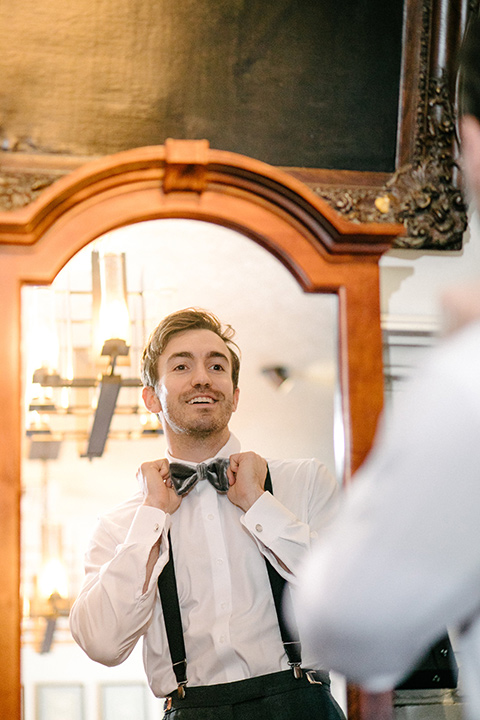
[293,14,480,720]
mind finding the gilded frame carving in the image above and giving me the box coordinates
[290,0,475,250]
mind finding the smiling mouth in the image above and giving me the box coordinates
[187,396,217,405]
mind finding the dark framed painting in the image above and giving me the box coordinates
[0,0,476,249]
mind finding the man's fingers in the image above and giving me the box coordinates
[229,454,240,470]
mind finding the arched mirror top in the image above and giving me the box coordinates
[0,141,402,284]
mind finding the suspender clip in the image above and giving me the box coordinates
[290,663,303,679]
[172,659,187,699]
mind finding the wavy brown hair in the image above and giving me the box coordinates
[141,308,241,390]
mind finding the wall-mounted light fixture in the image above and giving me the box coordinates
[23,250,162,460]
[92,250,131,359]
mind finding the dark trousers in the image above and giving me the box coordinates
[162,670,346,720]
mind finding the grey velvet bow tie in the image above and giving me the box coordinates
[169,458,230,496]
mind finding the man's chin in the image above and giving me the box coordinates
[182,424,225,439]
[164,403,233,437]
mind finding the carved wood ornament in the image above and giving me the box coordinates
[386,0,473,249]
[311,0,475,250]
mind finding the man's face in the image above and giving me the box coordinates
[153,329,239,438]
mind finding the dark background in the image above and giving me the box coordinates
[0,0,405,171]
[155,0,405,170]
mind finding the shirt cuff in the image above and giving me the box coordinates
[124,504,169,546]
[242,490,297,545]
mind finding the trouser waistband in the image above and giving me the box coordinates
[164,669,330,709]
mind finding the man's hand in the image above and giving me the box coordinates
[137,459,182,515]
[227,451,267,512]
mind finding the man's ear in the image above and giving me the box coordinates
[142,386,162,414]
[232,387,240,412]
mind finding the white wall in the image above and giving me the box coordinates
[380,210,480,411]
[380,209,480,324]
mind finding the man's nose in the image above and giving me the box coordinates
[191,363,210,386]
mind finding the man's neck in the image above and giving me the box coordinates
[166,428,231,463]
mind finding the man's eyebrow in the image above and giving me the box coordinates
[166,351,230,363]
[166,351,194,364]
[206,351,230,362]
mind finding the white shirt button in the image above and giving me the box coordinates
[216,558,223,565]
[207,513,214,521]
[153,523,160,532]
[255,524,263,533]
[219,635,226,644]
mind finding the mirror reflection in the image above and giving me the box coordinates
[21,219,341,719]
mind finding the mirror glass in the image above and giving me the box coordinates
[20,219,341,719]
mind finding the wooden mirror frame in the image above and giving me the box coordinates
[0,140,401,719]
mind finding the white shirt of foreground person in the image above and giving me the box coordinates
[294,319,480,720]
[70,433,339,698]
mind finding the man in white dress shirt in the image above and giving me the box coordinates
[70,307,344,719]
[294,14,480,720]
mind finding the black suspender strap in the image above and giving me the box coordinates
[263,468,303,678]
[157,531,188,698]
[157,465,303,697]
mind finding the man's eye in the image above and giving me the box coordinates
[174,364,187,371]
[211,364,225,371]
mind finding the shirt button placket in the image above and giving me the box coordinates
[201,489,235,666]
